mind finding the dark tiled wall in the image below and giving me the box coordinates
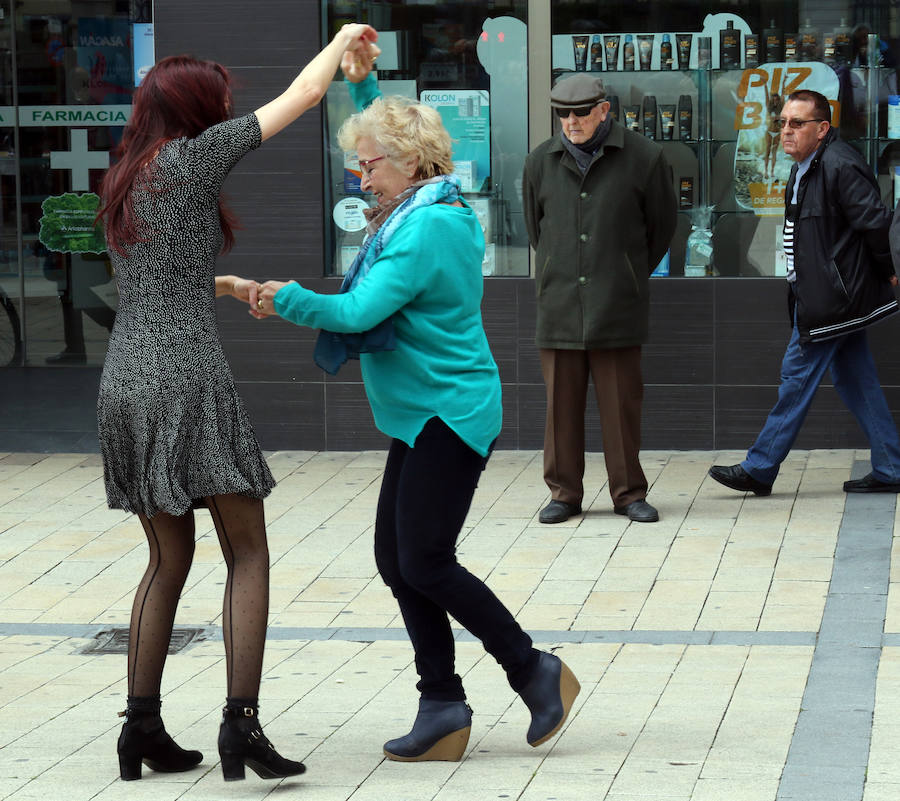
[10,1,889,453]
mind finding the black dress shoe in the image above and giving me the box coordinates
[708,464,772,496]
[539,500,582,524]
[614,500,659,522]
[843,472,900,493]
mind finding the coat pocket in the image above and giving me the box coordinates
[623,253,641,297]
[796,259,851,329]
[536,255,551,298]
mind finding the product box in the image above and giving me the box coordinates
[340,246,360,275]
[453,160,478,192]
[465,195,491,241]
[343,151,362,193]
[651,250,670,276]
[774,250,787,276]
[889,96,900,139]
[482,243,496,276]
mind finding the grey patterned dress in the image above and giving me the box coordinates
[97,113,275,518]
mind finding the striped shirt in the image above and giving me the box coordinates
[784,210,796,282]
[784,150,816,283]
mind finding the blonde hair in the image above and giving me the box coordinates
[337,95,454,179]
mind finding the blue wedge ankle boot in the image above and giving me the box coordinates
[518,651,580,746]
[383,699,473,762]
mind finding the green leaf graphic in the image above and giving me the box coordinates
[39,192,107,254]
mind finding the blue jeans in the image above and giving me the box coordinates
[742,323,900,486]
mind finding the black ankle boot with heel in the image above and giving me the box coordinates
[117,695,203,780]
[383,699,473,762]
[217,698,306,781]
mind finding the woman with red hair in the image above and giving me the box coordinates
[97,24,376,783]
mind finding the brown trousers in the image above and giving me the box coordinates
[540,346,648,509]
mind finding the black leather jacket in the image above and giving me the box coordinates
[786,128,897,343]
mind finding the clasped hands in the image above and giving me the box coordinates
[341,39,381,83]
[227,276,290,318]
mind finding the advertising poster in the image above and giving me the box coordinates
[419,90,490,192]
[76,17,133,104]
[733,63,839,215]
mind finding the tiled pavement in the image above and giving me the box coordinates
[0,448,898,800]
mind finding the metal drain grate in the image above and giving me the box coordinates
[79,627,208,655]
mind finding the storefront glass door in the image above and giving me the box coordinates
[2,0,153,368]
[0,0,21,367]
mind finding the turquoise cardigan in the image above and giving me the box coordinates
[274,179,502,457]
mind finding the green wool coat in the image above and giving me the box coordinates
[522,121,677,350]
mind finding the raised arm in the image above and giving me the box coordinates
[254,23,378,142]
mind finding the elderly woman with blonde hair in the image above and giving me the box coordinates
[252,52,579,763]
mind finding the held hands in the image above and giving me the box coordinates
[216,274,261,301]
[341,39,381,83]
[338,23,379,70]
[230,277,260,304]
[218,274,294,319]
[248,280,292,319]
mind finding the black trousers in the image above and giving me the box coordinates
[374,417,537,702]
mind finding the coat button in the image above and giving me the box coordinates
[580,192,588,199]
[578,276,587,285]
[580,233,588,242]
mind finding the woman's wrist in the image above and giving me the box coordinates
[338,24,357,50]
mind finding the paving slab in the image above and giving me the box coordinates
[0,448,898,800]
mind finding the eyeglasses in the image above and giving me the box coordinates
[774,118,826,130]
[554,103,602,118]
[358,154,387,177]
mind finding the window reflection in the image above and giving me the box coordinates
[322,2,530,277]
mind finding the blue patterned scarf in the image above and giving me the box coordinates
[314,174,462,375]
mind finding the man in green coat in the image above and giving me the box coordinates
[523,73,677,524]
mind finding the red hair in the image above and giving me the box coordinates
[99,55,239,256]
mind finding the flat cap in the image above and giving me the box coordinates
[550,74,606,108]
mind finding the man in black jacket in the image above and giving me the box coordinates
[709,89,900,496]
